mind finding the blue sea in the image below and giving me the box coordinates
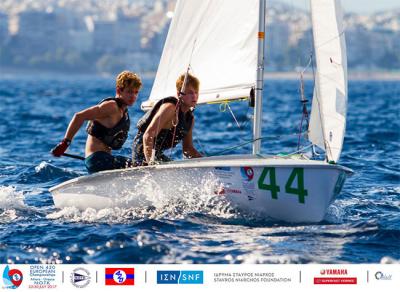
[0,74,399,264]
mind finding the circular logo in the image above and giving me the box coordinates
[113,270,127,284]
[240,167,254,181]
[9,269,23,287]
[70,267,91,288]
[375,272,383,280]
[2,266,23,289]
[8,269,24,288]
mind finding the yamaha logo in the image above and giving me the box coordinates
[320,269,348,275]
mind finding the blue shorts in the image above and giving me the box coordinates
[85,151,132,174]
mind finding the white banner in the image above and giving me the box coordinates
[0,264,398,291]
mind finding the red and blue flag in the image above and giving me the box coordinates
[105,268,134,285]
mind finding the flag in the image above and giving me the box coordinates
[105,268,134,285]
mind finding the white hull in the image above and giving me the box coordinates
[50,155,352,223]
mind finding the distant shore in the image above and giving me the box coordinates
[264,71,400,81]
[1,68,400,81]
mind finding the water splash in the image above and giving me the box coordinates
[0,186,26,223]
[0,186,26,210]
[47,173,241,223]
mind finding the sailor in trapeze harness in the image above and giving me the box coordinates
[132,72,203,166]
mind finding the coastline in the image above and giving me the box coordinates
[264,71,400,81]
[1,68,400,81]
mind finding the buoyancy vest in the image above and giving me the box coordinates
[86,97,130,150]
[136,96,194,152]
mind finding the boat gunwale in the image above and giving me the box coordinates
[49,155,353,193]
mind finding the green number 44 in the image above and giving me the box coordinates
[258,167,308,204]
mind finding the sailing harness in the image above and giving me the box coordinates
[86,97,130,150]
[135,96,194,161]
[147,68,192,163]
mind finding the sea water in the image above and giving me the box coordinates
[0,75,399,264]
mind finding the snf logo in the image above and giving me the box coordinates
[157,271,203,284]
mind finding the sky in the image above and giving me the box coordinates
[278,0,400,14]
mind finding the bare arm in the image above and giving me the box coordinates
[143,103,176,163]
[64,101,118,141]
[183,118,202,159]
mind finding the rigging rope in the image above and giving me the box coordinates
[205,133,299,157]
[297,54,312,150]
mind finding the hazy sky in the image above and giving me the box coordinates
[278,0,400,14]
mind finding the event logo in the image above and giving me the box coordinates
[2,265,23,289]
[70,267,91,288]
[314,268,356,285]
[28,265,57,289]
[375,271,392,281]
[105,268,134,285]
[240,167,254,181]
[157,271,203,284]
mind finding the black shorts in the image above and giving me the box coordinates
[84,151,132,174]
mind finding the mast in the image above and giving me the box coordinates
[253,0,266,155]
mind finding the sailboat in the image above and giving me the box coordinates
[50,0,353,223]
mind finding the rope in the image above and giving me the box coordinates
[169,66,191,158]
[219,100,252,142]
[205,133,299,157]
[297,54,312,150]
[276,144,314,157]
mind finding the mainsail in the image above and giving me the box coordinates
[142,0,259,109]
[308,0,348,163]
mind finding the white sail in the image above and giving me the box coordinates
[142,0,259,110]
[309,0,348,163]
[50,0,353,223]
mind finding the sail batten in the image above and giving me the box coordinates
[145,0,259,106]
[309,0,348,163]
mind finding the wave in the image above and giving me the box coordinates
[0,186,26,210]
[0,186,27,223]
[17,162,81,186]
[380,256,400,264]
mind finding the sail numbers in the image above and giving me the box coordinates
[258,167,308,204]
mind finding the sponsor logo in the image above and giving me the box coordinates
[215,167,231,171]
[214,186,242,195]
[375,271,392,281]
[214,272,291,283]
[215,182,242,195]
[240,167,254,181]
[314,268,356,285]
[215,186,225,195]
[2,265,23,289]
[157,271,203,284]
[314,277,357,285]
[29,265,57,289]
[105,268,134,286]
[70,267,91,288]
[320,269,348,275]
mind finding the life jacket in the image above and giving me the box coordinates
[136,96,194,152]
[86,97,130,150]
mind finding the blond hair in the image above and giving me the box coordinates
[176,73,200,93]
[116,71,142,90]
